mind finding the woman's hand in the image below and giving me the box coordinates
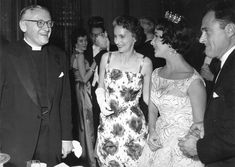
[90,61,97,70]
[147,131,162,152]
[190,122,204,138]
[95,87,114,116]
[62,140,73,159]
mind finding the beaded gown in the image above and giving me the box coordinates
[138,68,205,167]
[96,53,148,167]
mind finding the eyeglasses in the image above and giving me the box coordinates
[23,19,54,28]
[92,32,106,39]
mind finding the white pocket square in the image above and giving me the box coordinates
[58,72,64,78]
[213,92,219,98]
[72,140,82,158]
[54,163,69,167]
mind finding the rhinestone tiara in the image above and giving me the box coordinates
[165,11,182,24]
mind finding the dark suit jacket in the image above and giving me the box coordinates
[136,40,165,70]
[197,50,235,167]
[204,58,221,100]
[0,40,73,167]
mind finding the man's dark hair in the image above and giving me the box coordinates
[206,0,235,28]
[88,16,105,32]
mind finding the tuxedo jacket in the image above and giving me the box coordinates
[0,40,73,167]
[135,40,165,70]
[197,50,235,167]
[204,58,221,99]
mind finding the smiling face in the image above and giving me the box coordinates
[199,11,230,59]
[151,29,171,58]
[75,36,88,52]
[96,32,109,49]
[20,8,52,47]
[114,25,136,53]
[91,27,108,49]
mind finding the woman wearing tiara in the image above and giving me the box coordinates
[138,12,206,167]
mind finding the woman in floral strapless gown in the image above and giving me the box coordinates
[138,12,206,167]
[95,16,152,167]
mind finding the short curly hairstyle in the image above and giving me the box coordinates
[156,15,195,55]
[113,15,144,46]
[72,28,87,45]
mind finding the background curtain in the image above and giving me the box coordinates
[0,0,211,55]
[0,0,37,43]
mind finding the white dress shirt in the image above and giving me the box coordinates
[92,45,101,87]
[215,45,235,82]
[24,38,42,51]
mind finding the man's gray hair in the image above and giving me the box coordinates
[20,5,49,20]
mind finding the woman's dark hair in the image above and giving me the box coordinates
[72,28,87,45]
[156,14,195,55]
[113,15,144,46]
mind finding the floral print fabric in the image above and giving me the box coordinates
[96,68,148,167]
[138,68,205,167]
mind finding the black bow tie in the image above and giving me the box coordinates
[210,58,221,76]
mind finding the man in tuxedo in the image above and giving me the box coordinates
[179,1,235,166]
[0,5,73,167]
[137,16,165,70]
[201,56,221,99]
[136,17,165,122]
[87,16,116,140]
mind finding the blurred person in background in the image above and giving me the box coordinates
[137,16,166,123]
[87,16,113,141]
[70,28,97,167]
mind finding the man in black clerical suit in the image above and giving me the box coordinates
[179,1,235,166]
[0,5,73,167]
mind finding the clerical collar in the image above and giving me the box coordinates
[24,38,42,51]
[220,45,235,68]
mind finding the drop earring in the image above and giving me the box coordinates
[169,48,177,56]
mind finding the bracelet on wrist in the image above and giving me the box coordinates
[77,52,83,55]
[149,128,155,133]
[89,67,95,72]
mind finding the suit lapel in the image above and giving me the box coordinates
[10,42,61,110]
[214,50,235,88]
[9,41,40,107]
[207,50,235,106]
[46,46,60,110]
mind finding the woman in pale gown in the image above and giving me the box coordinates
[138,12,206,167]
[71,28,97,167]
